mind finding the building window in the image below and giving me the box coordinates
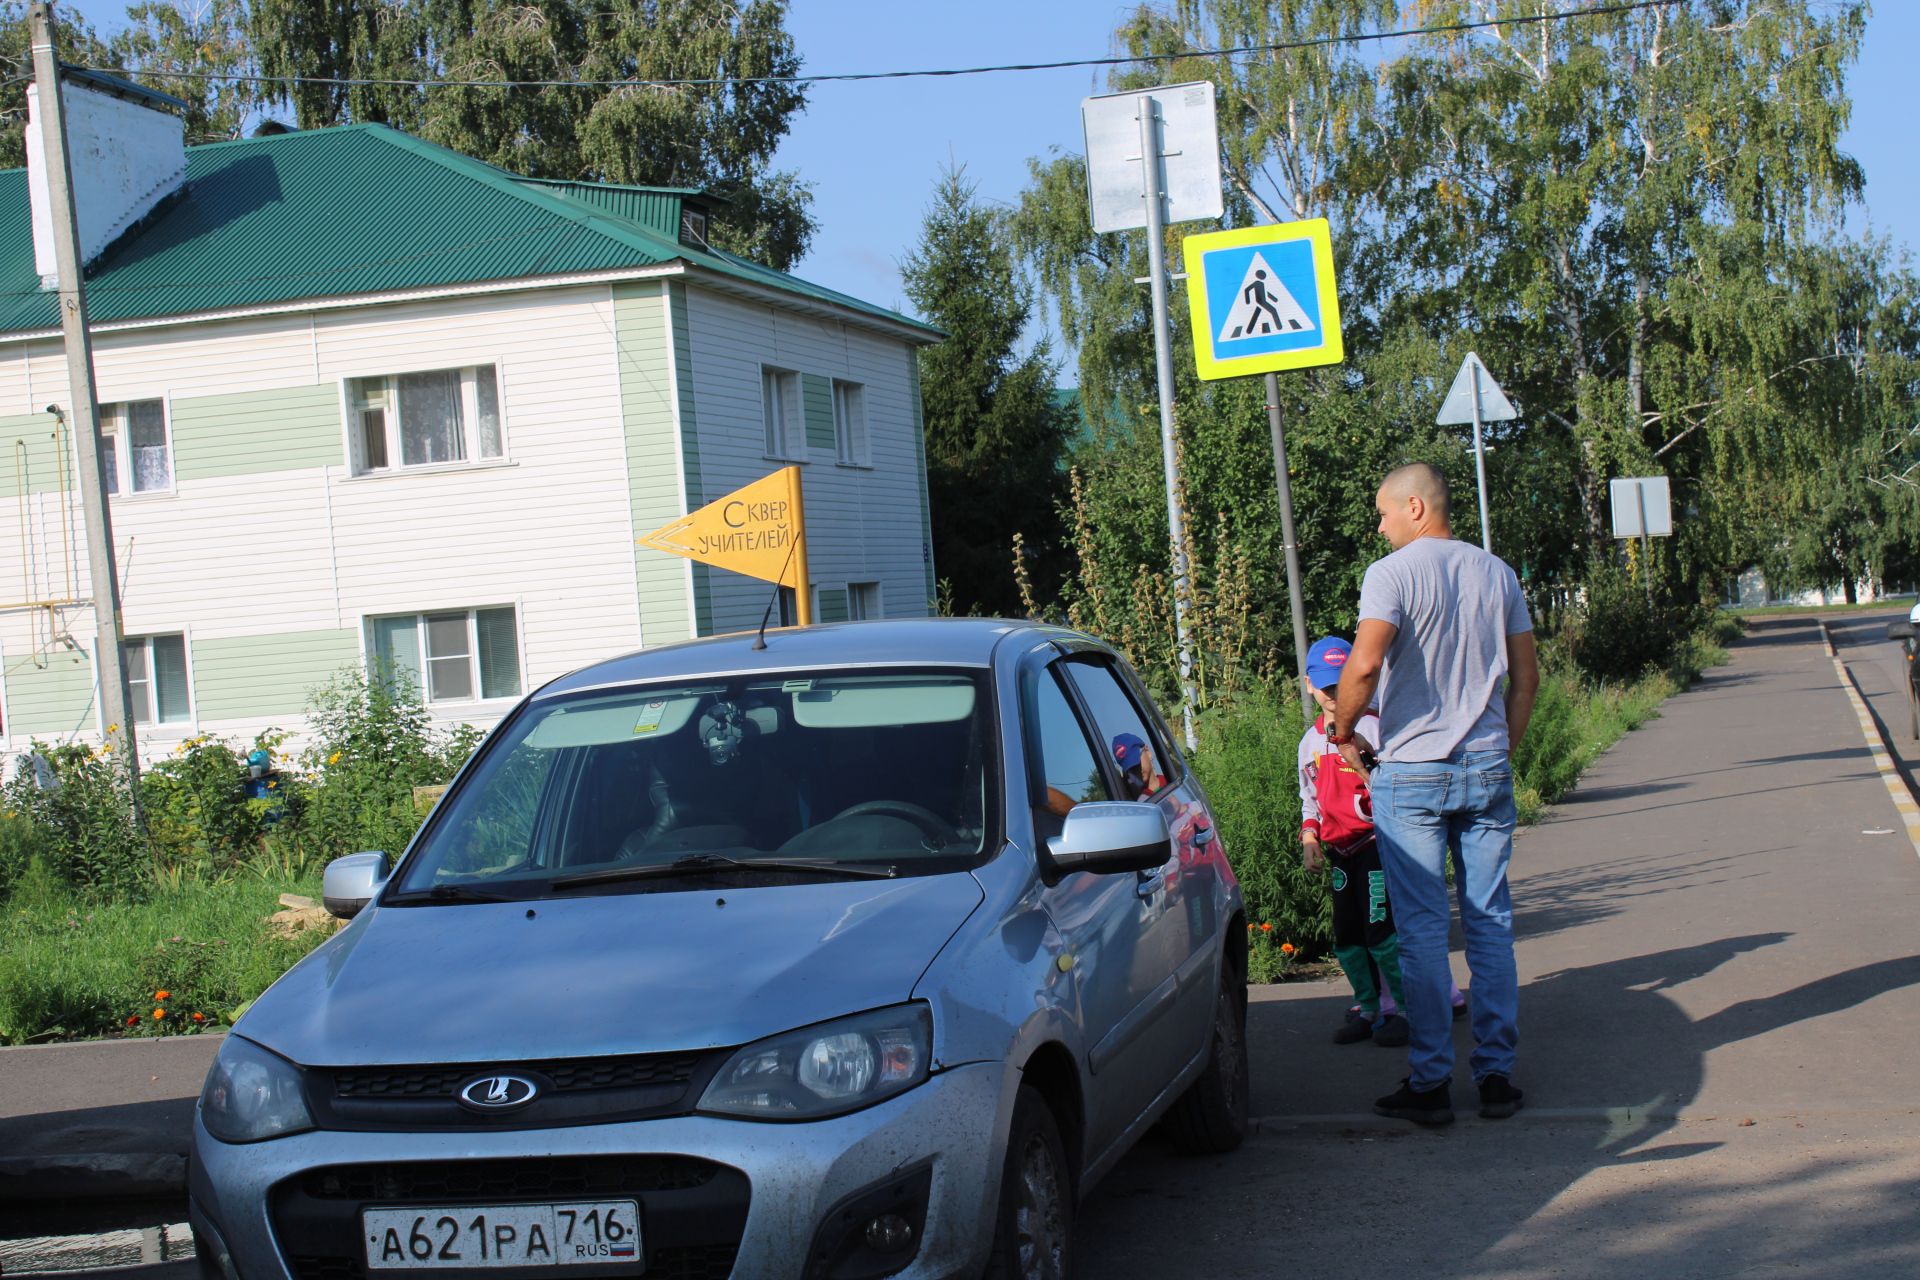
[123,633,190,725]
[849,581,881,620]
[349,365,504,475]
[100,400,171,495]
[762,367,805,460]
[366,606,521,703]
[833,380,868,465]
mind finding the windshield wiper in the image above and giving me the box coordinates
[551,853,897,889]
[385,883,519,906]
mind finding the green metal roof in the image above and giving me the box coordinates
[0,123,939,341]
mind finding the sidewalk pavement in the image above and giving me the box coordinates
[1080,612,1920,1278]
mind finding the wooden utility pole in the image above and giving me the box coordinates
[29,1,141,806]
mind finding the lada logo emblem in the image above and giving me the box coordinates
[457,1074,539,1111]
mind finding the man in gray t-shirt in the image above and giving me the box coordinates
[1330,463,1539,1126]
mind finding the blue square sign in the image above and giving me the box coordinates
[1183,219,1344,379]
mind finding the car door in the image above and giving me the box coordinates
[1021,654,1181,1158]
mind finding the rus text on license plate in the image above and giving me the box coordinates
[364,1201,642,1269]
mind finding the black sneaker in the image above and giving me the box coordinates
[1371,1013,1410,1047]
[1452,993,1469,1021]
[1478,1074,1524,1119]
[1374,1077,1454,1126]
[1332,1009,1375,1044]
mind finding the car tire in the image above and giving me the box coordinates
[1162,963,1249,1155]
[982,1085,1075,1280]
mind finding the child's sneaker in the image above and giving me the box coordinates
[1371,1013,1410,1047]
[1452,990,1469,1021]
[1333,1008,1375,1044]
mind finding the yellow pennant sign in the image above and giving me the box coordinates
[637,466,813,624]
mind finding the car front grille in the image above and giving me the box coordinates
[273,1156,748,1280]
[332,1052,704,1099]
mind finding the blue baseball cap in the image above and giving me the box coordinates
[1112,732,1147,772]
[1305,636,1352,691]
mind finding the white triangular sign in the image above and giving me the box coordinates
[1217,252,1315,342]
[1436,352,1518,424]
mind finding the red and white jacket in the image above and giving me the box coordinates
[1297,711,1380,849]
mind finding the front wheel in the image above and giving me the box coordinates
[1162,963,1250,1155]
[982,1086,1074,1280]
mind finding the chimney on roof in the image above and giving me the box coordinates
[26,69,187,290]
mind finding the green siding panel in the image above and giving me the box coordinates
[615,281,695,648]
[190,630,360,720]
[3,646,95,739]
[0,412,74,497]
[170,385,344,481]
[802,374,835,451]
[816,587,850,624]
[907,349,935,613]
[666,283,715,638]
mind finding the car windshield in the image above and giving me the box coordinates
[390,668,996,900]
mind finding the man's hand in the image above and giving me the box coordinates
[1301,833,1324,873]
[1336,728,1376,779]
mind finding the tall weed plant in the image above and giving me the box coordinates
[1,743,148,899]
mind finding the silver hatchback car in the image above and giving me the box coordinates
[191,619,1249,1280]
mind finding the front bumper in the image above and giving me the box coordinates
[190,1060,1009,1280]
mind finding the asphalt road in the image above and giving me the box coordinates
[1825,605,1920,792]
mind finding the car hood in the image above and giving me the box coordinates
[240,873,985,1068]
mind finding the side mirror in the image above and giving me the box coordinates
[323,851,391,919]
[1046,801,1172,879]
[1888,620,1914,642]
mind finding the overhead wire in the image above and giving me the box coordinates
[69,0,1677,92]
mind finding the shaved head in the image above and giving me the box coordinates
[1374,463,1452,549]
[1380,463,1450,521]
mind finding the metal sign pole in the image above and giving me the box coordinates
[1264,372,1311,713]
[1634,481,1653,607]
[1137,99,1197,750]
[1470,361,1492,552]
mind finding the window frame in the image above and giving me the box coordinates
[120,629,195,732]
[340,360,510,478]
[760,364,807,462]
[99,397,175,498]
[832,378,869,467]
[361,604,525,708]
[848,581,883,621]
[1059,654,1184,798]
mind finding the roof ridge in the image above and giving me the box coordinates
[515,177,709,197]
[355,124,691,265]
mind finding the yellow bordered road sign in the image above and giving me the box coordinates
[1182,218,1344,380]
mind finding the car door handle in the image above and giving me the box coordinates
[1136,869,1164,898]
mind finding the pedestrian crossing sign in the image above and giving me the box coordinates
[1182,219,1344,380]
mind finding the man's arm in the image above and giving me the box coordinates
[1505,630,1540,750]
[1332,618,1396,772]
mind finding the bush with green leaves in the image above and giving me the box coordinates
[289,665,484,863]
[142,734,294,879]
[1,743,148,900]
[1558,562,1711,684]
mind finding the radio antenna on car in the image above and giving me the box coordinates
[752,537,802,650]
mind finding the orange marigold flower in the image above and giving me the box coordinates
[191,1012,206,1023]
[1281,942,1296,955]
[154,990,170,1000]
[152,1008,166,1020]
[1260,922,1273,933]
[125,1015,139,1026]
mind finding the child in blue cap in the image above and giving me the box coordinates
[1297,636,1464,1044]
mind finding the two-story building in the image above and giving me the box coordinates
[0,71,940,763]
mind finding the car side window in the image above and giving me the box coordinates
[1022,664,1111,840]
[1063,660,1169,802]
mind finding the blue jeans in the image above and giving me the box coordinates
[1370,749,1518,1089]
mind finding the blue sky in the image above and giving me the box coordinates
[55,0,1920,322]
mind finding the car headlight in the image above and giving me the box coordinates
[699,1004,932,1121]
[199,1036,314,1143]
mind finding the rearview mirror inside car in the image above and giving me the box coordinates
[1045,801,1172,881]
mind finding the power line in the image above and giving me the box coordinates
[74,0,1677,92]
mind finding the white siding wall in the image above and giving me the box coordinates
[681,287,931,633]
[0,286,646,758]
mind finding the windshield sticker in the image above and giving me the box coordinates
[782,679,814,692]
[633,699,671,735]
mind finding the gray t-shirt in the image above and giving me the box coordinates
[1356,536,1533,762]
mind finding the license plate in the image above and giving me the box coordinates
[364,1201,642,1269]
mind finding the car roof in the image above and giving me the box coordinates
[532,618,1096,699]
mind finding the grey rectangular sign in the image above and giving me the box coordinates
[1081,81,1223,235]
[1609,476,1673,539]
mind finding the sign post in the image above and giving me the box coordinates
[1436,353,1518,553]
[1083,81,1222,751]
[638,466,813,626]
[1182,218,1346,707]
[1608,475,1672,602]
